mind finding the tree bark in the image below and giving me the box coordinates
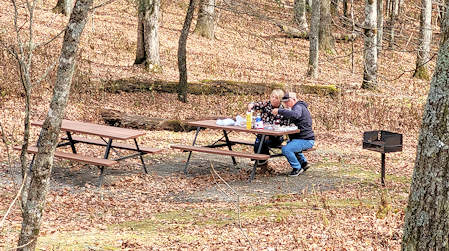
[194,0,215,39]
[177,0,196,103]
[413,0,432,80]
[308,0,320,77]
[294,0,308,30]
[343,0,348,17]
[377,0,384,54]
[52,0,74,16]
[135,0,160,71]
[402,5,449,249]
[17,0,93,250]
[319,0,335,53]
[388,0,397,48]
[362,0,377,89]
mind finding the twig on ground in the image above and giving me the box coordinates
[0,172,27,230]
[7,238,34,251]
[209,162,254,251]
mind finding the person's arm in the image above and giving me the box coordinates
[248,101,266,111]
[278,105,302,120]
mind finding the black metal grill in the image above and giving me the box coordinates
[363,130,403,186]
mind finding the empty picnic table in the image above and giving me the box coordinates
[170,119,302,181]
[16,120,162,186]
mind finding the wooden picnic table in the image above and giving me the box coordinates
[19,120,162,186]
[171,119,302,181]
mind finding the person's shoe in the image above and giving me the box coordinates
[301,161,309,171]
[289,168,304,176]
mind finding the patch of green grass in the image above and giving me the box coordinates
[313,161,410,185]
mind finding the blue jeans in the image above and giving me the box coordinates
[282,139,315,170]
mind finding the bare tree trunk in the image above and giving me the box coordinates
[362,0,377,89]
[294,0,308,30]
[308,0,320,77]
[377,0,384,54]
[343,0,348,17]
[52,0,74,16]
[388,0,397,48]
[402,5,449,249]
[319,0,335,53]
[135,0,160,71]
[177,0,196,103]
[17,0,93,250]
[194,0,215,39]
[414,0,432,80]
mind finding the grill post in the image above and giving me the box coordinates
[362,130,402,186]
[381,153,385,186]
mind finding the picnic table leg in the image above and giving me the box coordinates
[98,138,113,187]
[66,132,77,154]
[184,127,201,174]
[250,134,266,182]
[134,138,148,174]
[222,130,237,165]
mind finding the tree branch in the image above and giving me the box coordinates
[209,162,254,251]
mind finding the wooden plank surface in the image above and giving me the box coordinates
[32,120,146,140]
[187,120,300,136]
[13,146,118,166]
[68,136,162,153]
[170,144,270,160]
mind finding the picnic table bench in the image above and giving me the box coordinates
[15,120,162,186]
[170,120,313,181]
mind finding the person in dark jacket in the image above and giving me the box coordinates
[272,92,315,176]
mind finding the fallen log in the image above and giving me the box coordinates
[104,79,285,95]
[100,109,223,132]
[277,23,357,42]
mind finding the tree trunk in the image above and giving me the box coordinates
[194,0,215,39]
[308,0,320,77]
[17,0,93,250]
[319,0,335,53]
[388,0,397,48]
[414,0,432,80]
[343,0,348,17]
[377,0,384,54]
[362,0,377,89]
[177,0,196,103]
[135,0,160,71]
[402,5,449,249]
[294,0,308,30]
[52,0,74,16]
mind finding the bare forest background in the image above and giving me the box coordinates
[0,0,444,249]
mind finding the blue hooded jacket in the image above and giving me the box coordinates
[278,100,315,140]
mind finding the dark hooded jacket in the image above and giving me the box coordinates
[278,100,315,140]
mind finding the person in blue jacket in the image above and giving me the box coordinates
[272,92,315,176]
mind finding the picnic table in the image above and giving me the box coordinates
[15,119,162,186]
[170,119,306,181]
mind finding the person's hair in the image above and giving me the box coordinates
[270,89,284,99]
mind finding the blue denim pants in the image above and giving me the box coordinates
[282,139,315,170]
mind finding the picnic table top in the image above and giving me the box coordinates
[32,120,146,140]
[187,119,300,136]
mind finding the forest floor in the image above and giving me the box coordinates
[0,0,434,249]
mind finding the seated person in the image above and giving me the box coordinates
[247,89,289,166]
[272,92,315,176]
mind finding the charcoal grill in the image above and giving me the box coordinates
[363,130,403,186]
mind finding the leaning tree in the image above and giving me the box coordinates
[402,3,449,250]
[12,0,94,250]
